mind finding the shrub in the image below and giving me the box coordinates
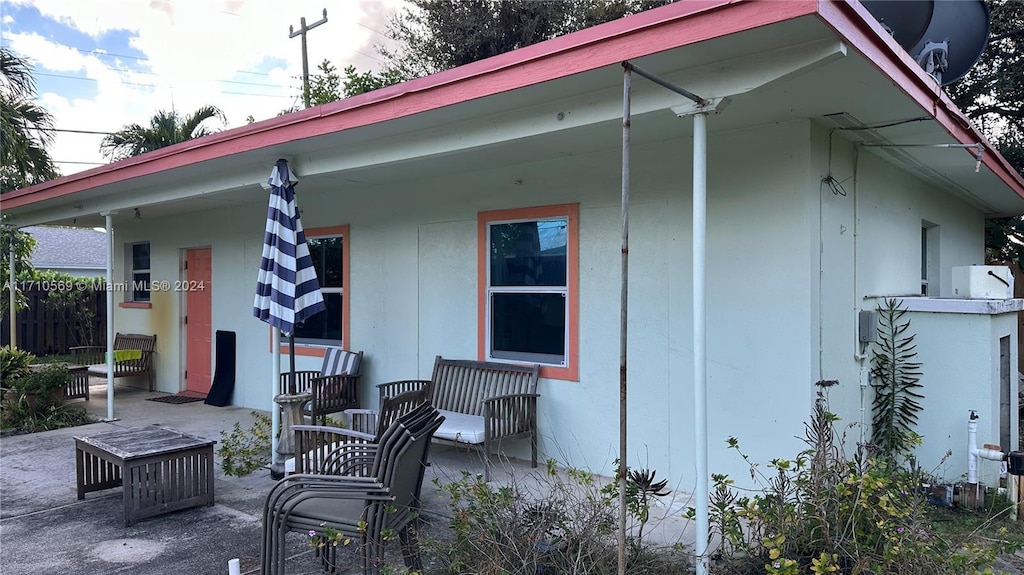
[0,346,35,387]
[1,363,92,434]
[219,411,273,476]
[692,383,998,575]
[427,461,688,575]
[870,298,924,464]
[37,269,102,348]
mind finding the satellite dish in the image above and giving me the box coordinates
[861,0,934,51]
[909,0,990,85]
[861,0,990,85]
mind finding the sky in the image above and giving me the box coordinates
[1,0,407,177]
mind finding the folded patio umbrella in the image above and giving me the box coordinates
[253,159,326,461]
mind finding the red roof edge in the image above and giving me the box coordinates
[2,0,821,210]
[817,0,1024,203]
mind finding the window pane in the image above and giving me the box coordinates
[132,243,150,270]
[132,272,150,302]
[307,237,343,288]
[921,227,928,280]
[293,292,342,343]
[490,219,567,287]
[491,292,565,360]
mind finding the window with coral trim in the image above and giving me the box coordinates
[478,204,578,381]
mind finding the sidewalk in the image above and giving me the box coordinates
[0,381,697,575]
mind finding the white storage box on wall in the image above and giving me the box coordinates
[952,265,1014,299]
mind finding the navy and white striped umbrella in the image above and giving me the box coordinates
[253,159,325,391]
[254,159,325,331]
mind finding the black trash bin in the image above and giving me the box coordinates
[1007,451,1024,476]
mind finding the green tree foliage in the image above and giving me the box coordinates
[0,47,58,193]
[0,215,37,317]
[99,106,226,161]
[949,0,1024,174]
[339,65,406,99]
[291,0,672,109]
[379,0,672,79]
[984,216,1024,266]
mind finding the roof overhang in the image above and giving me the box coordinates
[3,0,1022,227]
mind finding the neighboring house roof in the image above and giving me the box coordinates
[24,226,107,271]
[3,0,1023,220]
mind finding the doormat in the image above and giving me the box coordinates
[147,395,206,404]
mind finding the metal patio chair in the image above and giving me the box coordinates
[261,404,444,575]
[289,389,430,476]
[279,347,363,424]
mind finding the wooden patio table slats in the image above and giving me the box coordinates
[75,425,215,526]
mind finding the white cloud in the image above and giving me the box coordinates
[7,0,406,174]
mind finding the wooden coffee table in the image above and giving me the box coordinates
[75,425,216,526]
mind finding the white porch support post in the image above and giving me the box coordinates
[692,111,709,575]
[101,210,118,421]
[8,241,15,348]
[626,59,722,575]
[271,327,281,467]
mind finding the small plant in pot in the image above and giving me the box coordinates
[11,363,70,410]
[1,363,96,434]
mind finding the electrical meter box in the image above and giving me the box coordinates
[951,265,1013,299]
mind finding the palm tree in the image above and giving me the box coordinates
[100,106,225,161]
[0,47,58,193]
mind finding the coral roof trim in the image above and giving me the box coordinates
[3,0,817,209]
[816,0,1024,200]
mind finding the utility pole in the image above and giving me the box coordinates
[289,8,328,109]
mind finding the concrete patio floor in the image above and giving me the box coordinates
[0,380,697,575]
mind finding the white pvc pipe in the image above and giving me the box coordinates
[227,558,241,575]
[968,415,1005,484]
[692,111,709,575]
[271,327,281,466]
[105,212,115,421]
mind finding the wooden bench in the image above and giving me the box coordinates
[70,333,157,391]
[377,356,540,480]
[64,366,91,400]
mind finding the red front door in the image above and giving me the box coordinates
[185,248,213,395]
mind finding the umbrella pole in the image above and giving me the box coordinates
[271,328,281,468]
[288,332,297,394]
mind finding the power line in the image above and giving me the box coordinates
[352,48,385,65]
[40,127,115,135]
[63,45,274,77]
[220,90,294,99]
[35,71,292,92]
[55,160,105,165]
[34,71,297,99]
[36,71,158,90]
[355,21,388,38]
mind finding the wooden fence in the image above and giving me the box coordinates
[0,287,106,356]
[1010,263,1024,375]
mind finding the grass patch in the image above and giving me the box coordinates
[928,496,1024,557]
